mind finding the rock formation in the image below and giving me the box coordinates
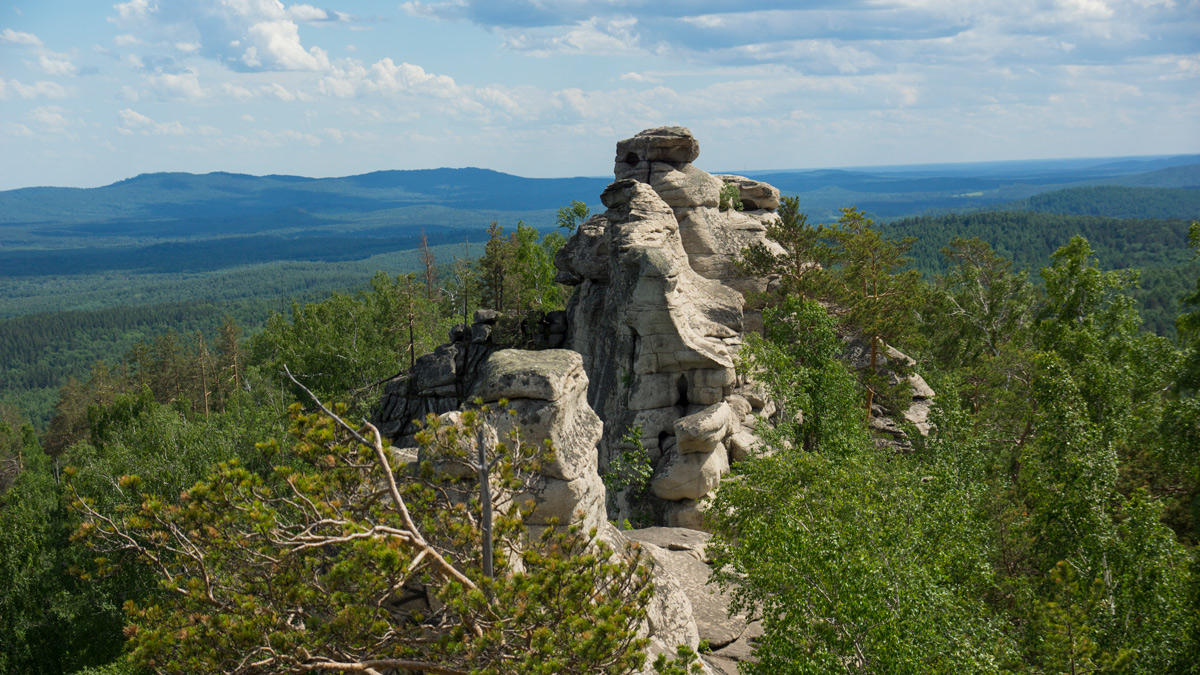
[373,126,934,673]
[556,127,785,527]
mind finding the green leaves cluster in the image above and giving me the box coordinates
[721,207,1199,673]
[68,402,655,675]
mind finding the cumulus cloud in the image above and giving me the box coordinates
[28,105,70,128]
[2,78,68,99]
[37,53,78,76]
[108,0,338,72]
[1,27,42,45]
[318,57,461,99]
[117,108,219,136]
[500,17,641,56]
[402,0,1198,70]
[144,69,206,100]
[620,71,661,83]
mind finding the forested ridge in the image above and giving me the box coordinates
[1,191,1198,673]
[885,210,1198,335]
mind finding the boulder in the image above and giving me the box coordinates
[713,174,781,211]
[470,349,588,403]
[675,402,732,454]
[651,443,728,501]
[615,126,701,169]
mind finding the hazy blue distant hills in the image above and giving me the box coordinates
[2,157,1196,278]
[0,167,611,229]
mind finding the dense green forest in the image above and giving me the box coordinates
[884,210,1198,335]
[993,185,1200,220]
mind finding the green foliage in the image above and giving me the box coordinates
[713,300,1011,673]
[603,425,654,527]
[1002,185,1200,221]
[718,181,743,212]
[740,297,866,453]
[739,194,820,300]
[886,211,1197,337]
[250,271,445,408]
[652,645,704,675]
[0,419,135,675]
[69,403,654,674]
[556,200,591,232]
[478,220,569,334]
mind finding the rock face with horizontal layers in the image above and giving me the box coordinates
[557,127,783,528]
[381,347,710,673]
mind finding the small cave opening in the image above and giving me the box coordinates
[622,152,639,165]
[676,374,689,408]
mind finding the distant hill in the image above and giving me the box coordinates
[991,185,1200,220]
[742,159,1200,222]
[0,167,610,235]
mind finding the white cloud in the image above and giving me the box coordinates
[261,82,297,101]
[0,27,42,46]
[114,34,141,46]
[108,0,338,72]
[28,105,70,128]
[500,17,641,56]
[367,58,458,96]
[4,79,68,99]
[145,69,206,100]
[620,71,662,83]
[244,19,330,70]
[223,82,254,100]
[1057,0,1114,20]
[4,122,33,138]
[37,54,78,76]
[319,57,462,99]
[117,107,217,136]
[286,4,328,22]
[112,0,155,22]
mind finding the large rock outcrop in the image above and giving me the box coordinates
[382,347,710,672]
[557,128,784,527]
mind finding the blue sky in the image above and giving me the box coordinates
[0,0,1197,190]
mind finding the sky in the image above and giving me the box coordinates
[0,0,1197,190]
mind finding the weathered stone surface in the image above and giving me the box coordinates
[909,372,935,399]
[413,344,459,392]
[629,373,682,411]
[495,396,601,481]
[663,497,713,531]
[652,443,728,501]
[714,174,782,211]
[728,430,761,462]
[554,214,610,285]
[624,526,710,561]
[651,162,722,209]
[520,470,606,532]
[724,394,752,422]
[470,349,587,403]
[615,126,700,166]
[675,402,731,454]
[635,538,745,649]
